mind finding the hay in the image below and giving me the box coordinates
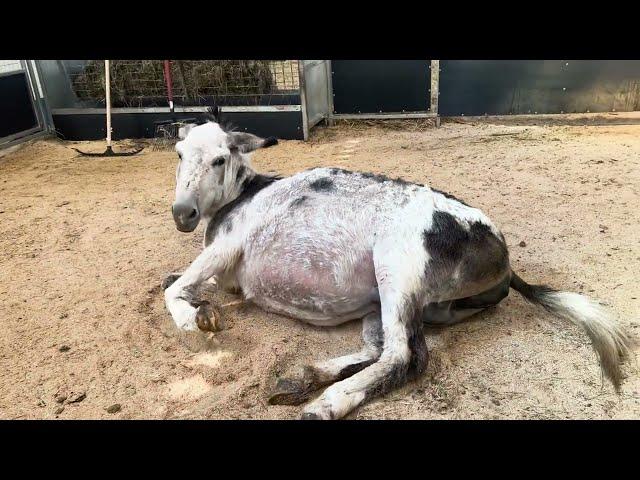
[71,60,275,107]
[333,118,437,132]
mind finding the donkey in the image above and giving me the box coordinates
[163,118,631,419]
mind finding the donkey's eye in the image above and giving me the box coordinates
[212,157,225,167]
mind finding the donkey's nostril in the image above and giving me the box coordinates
[188,209,198,219]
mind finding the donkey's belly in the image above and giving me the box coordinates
[235,252,379,326]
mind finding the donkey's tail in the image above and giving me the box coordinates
[510,271,631,390]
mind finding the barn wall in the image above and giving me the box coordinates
[438,60,640,116]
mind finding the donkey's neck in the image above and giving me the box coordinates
[201,156,255,221]
[220,162,256,209]
[202,170,282,246]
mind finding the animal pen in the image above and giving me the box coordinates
[2,60,640,150]
[1,60,640,421]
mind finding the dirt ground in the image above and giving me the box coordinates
[1,118,638,420]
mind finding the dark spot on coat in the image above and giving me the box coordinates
[423,211,469,265]
[205,173,281,246]
[327,167,416,187]
[422,210,509,285]
[430,188,471,207]
[309,177,334,191]
[290,196,308,208]
[364,292,427,400]
[360,171,413,186]
[329,167,353,175]
[360,171,389,183]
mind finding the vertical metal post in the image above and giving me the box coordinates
[430,60,440,127]
[31,60,56,133]
[105,60,112,147]
[298,60,309,140]
[23,60,54,133]
[19,60,42,129]
[326,60,335,126]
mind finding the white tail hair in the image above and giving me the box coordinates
[510,272,632,390]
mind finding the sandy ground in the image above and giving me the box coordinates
[1,119,639,420]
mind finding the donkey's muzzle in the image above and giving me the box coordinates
[172,201,200,232]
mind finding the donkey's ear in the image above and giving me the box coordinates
[227,132,278,153]
[178,123,196,140]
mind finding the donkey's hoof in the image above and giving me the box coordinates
[194,301,223,332]
[268,377,315,406]
[161,274,181,290]
[300,412,323,420]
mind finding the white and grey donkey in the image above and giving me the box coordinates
[163,117,631,420]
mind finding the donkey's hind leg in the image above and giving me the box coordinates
[268,312,383,406]
[422,275,511,326]
[301,244,429,420]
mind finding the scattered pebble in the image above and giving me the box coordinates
[106,404,121,414]
[519,241,527,247]
[58,345,70,352]
[54,406,64,415]
[54,394,67,404]
[67,391,86,403]
[56,201,70,207]
[492,399,501,406]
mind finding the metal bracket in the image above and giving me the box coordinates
[430,60,440,127]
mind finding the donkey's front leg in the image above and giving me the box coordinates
[162,272,218,290]
[161,273,183,290]
[164,241,240,332]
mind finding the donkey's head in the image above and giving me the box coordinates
[171,119,277,232]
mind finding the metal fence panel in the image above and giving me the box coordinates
[39,60,301,109]
[331,60,431,114]
[439,60,640,116]
[0,60,49,147]
[301,60,331,129]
